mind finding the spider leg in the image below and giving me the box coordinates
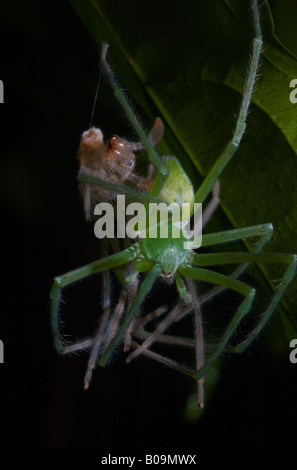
[131,303,194,349]
[128,304,169,351]
[184,179,220,245]
[99,159,150,192]
[194,0,262,205]
[182,251,297,379]
[100,43,167,183]
[130,339,194,378]
[185,278,204,408]
[175,271,192,303]
[98,264,161,367]
[50,246,137,354]
[192,251,297,353]
[126,302,184,363]
[79,173,163,204]
[146,163,154,181]
[202,180,220,228]
[123,276,140,351]
[201,223,272,248]
[84,269,111,389]
[235,255,296,352]
[133,305,168,330]
[119,170,152,193]
[104,287,128,348]
[132,329,195,348]
[199,223,273,304]
[80,181,92,222]
[85,250,139,387]
[84,238,112,389]
[179,266,256,380]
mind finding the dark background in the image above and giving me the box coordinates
[1,0,297,450]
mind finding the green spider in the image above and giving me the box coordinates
[50,0,296,408]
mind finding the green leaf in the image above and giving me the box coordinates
[69,0,297,347]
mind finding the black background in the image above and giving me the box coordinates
[1,0,297,450]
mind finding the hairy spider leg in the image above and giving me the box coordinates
[50,246,137,354]
[129,339,194,378]
[84,238,111,389]
[123,277,140,351]
[193,0,262,207]
[194,223,275,309]
[98,264,161,366]
[79,172,164,204]
[201,180,220,228]
[179,266,256,381]
[192,251,297,352]
[100,43,168,196]
[180,251,297,380]
[186,278,204,408]
[103,274,139,349]
[85,262,139,388]
[126,303,184,364]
